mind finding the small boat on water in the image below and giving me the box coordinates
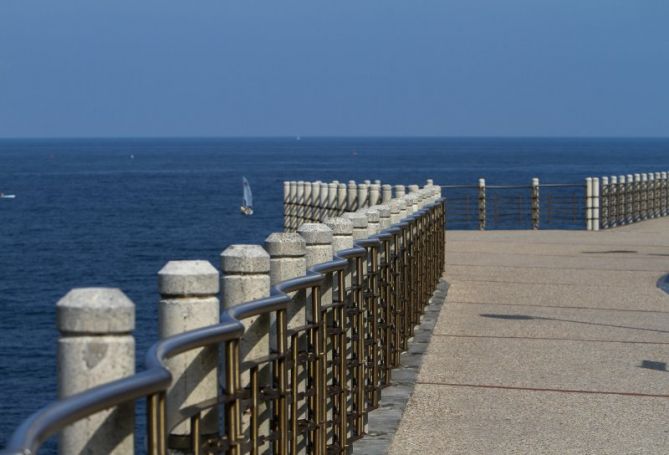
[240,177,253,216]
[0,193,16,199]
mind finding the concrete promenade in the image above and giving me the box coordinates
[390,218,669,454]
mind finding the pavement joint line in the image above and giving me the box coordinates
[447,263,666,273]
[446,250,669,259]
[414,382,669,399]
[442,300,669,314]
[444,278,658,288]
[431,334,669,345]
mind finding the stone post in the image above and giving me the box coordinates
[158,261,220,447]
[265,232,306,328]
[357,183,369,209]
[365,209,380,235]
[618,175,626,226]
[584,177,591,230]
[297,181,306,227]
[478,178,486,230]
[592,177,599,231]
[328,182,338,219]
[220,245,271,443]
[395,184,405,198]
[397,198,407,221]
[381,184,393,204]
[318,182,328,222]
[344,212,369,241]
[311,182,321,223]
[57,288,135,455]
[661,172,669,216]
[283,181,291,231]
[337,183,347,216]
[633,174,641,222]
[369,184,381,206]
[612,174,618,224]
[389,200,400,225]
[347,181,357,212]
[326,217,354,254]
[601,176,609,229]
[376,205,391,230]
[531,178,540,230]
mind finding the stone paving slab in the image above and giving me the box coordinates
[434,301,669,343]
[389,385,669,455]
[446,281,669,312]
[388,219,669,454]
[419,336,669,395]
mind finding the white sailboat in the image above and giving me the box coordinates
[240,177,253,216]
[0,193,15,199]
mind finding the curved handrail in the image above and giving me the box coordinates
[1,198,444,455]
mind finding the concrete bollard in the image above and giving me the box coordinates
[344,212,369,241]
[633,174,641,222]
[610,175,618,227]
[325,217,354,254]
[478,178,486,230]
[408,184,419,194]
[395,184,406,198]
[358,183,369,209]
[389,200,401,225]
[289,181,298,231]
[364,179,371,185]
[328,182,338,219]
[601,176,609,229]
[396,198,407,220]
[319,182,328,221]
[283,181,291,231]
[592,177,600,231]
[297,181,306,227]
[618,175,626,226]
[265,232,307,329]
[586,177,593,230]
[405,194,419,214]
[57,288,135,455]
[158,261,220,446]
[337,183,347,216]
[381,184,393,203]
[369,184,381,206]
[311,182,321,223]
[365,208,380,235]
[660,172,669,216]
[531,178,540,230]
[376,205,391,230]
[220,245,271,443]
[347,181,358,212]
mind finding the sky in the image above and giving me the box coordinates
[0,0,668,138]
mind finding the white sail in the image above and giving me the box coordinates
[242,177,253,209]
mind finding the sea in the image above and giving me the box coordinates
[1,137,668,451]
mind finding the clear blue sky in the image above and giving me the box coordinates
[1,0,668,138]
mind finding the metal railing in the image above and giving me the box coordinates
[2,200,445,455]
[442,180,586,230]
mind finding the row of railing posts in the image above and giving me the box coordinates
[2,182,444,455]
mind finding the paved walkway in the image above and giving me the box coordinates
[389,218,669,454]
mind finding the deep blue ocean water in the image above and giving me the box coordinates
[1,137,668,450]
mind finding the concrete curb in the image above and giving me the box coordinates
[351,278,450,455]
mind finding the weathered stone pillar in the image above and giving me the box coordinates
[328,182,338,219]
[159,261,220,447]
[389,200,401,225]
[381,184,393,204]
[220,245,271,446]
[396,198,407,220]
[283,181,291,231]
[369,183,381,206]
[365,209,380,235]
[326,217,354,254]
[376,205,391,230]
[57,288,135,455]
[311,182,321,223]
[344,212,369,241]
[265,233,306,329]
[358,183,369,209]
[296,181,306,227]
[337,183,347,216]
[408,184,419,194]
[394,184,406,198]
[347,181,358,212]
